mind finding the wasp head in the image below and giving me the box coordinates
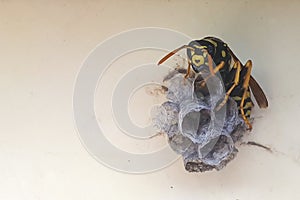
[187,41,209,73]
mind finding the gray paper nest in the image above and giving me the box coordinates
[152,70,246,172]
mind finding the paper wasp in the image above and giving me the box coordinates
[158,36,268,130]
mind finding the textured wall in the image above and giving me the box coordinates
[0,1,299,199]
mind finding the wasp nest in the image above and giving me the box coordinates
[152,70,246,172]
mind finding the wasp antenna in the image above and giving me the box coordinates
[158,45,193,65]
[157,51,176,65]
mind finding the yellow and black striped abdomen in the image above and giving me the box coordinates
[232,89,253,119]
[226,65,253,119]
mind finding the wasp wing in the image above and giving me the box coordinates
[249,75,268,108]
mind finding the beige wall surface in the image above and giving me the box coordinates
[1,0,300,199]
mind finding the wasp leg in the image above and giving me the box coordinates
[184,61,192,78]
[213,60,226,74]
[239,60,253,130]
[207,53,215,75]
[207,54,225,76]
[215,61,241,111]
[226,47,253,130]
[200,60,225,87]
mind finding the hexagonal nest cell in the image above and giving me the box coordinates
[152,69,247,172]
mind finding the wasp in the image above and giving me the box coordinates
[158,36,268,130]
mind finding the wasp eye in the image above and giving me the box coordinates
[192,55,204,67]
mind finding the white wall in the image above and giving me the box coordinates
[1,1,300,199]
